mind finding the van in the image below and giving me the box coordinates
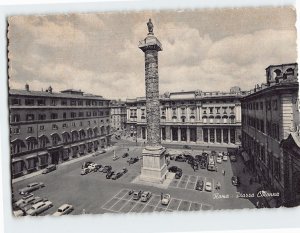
[42,164,57,174]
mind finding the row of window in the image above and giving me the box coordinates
[242,132,281,182]
[11,110,110,123]
[242,99,278,111]
[11,119,110,134]
[11,98,109,107]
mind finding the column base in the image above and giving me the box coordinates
[139,145,168,184]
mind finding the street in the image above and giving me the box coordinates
[13,138,256,216]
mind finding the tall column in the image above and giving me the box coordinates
[214,129,217,144]
[187,127,190,142]
[178,127,181,142]
[228,128,231,144]
[221,128,224,143]
[139,19,168,184]
[208,128,210,143]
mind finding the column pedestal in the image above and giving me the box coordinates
[140,145,168,183]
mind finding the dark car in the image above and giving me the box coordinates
[122,153,129,158]
[175,155,187,162]
[102,165,112,173]
[122,168,128,174]
[168,166,181,173]
[200,161,207,169]
[112,172,122,180]
[195,180,204,191]
[231,176,240,186]
[127,157,139,165]
[42,164,57,174]
[94,164,102,172]
[184,154,194,161]
[230,155,237,162]
[175,170,182,179]
[106,171,115,179]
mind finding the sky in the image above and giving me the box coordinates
[7,7,297,100]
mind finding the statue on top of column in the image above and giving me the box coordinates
[147,18,154,35]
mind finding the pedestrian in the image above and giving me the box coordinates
[82,209,86,214]
[215,166,218,172]
[160,192,163,200]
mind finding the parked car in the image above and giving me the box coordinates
[122,153,129,158]
[205,182,212,192]
[13,209,25,217]
[19,182,45,195]
[223,155,228,161]
[216,156,222,164]
[175,170,183,179]
[52,204,74,216]
[106,171,115,179]
[82,161,93,169]
[127,157,139,165]
[98,166,104,172]
[102,165,112,173]
[122,168,128,174]
[81,168,90,175]
[230,155,237,162]
[168,166,181,173]
[141,191,152,202]
[42,164,57,174]
[133,190,142,200]
[88,163,97,172]
[94,164,102,171]
[161,194,171,205]
[231,176,240,186]
[175,155,186,162]
[112,172,122,180]
[183,145,191,149]
[195,180,204,191]
[97,149,106,154]
[15,193,34,207]
[26,200,53,216]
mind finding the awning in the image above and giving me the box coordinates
[26,154,38,160]
[37,151,48,156]
[12,158,23,163]
[241,151,250,162]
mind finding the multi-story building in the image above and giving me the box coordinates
[110,100,127,132]
[126,88,248,147]
[241,63,299,205]
[9,85,111,178]
[281,131,300,207]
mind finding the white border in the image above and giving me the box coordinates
[1,1,300,233]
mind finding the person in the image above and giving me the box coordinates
[217,182,221,190]
[160,192,163,200]
[215,166,218,172]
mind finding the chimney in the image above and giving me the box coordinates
[25,83,29,91]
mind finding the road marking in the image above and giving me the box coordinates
[109,190,130,210]
[187,201,192,211]
[176,199,182,211]
[184,175,190,189]
[101,188,127,209]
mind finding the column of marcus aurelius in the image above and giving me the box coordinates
[138,19,168,183]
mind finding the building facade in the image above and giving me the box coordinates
[126,88,248,147]
[9,85,111,178]
[241,63,299,205]
[110,100,127,132]
[281,132,300,207]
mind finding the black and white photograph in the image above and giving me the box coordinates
[7,5,300,217]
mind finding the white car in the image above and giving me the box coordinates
[26,200,53,216]
[205,182,212,192]
[216,157,222,164]
[52,204,74,216]
[223,155,228,161]
[161,194,171,205]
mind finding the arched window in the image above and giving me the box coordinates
[51,133,61,146]
[71,130,79,142]
[39,135,49,148]
[26,136,37,150]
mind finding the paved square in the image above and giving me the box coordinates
[101,188,213,213]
